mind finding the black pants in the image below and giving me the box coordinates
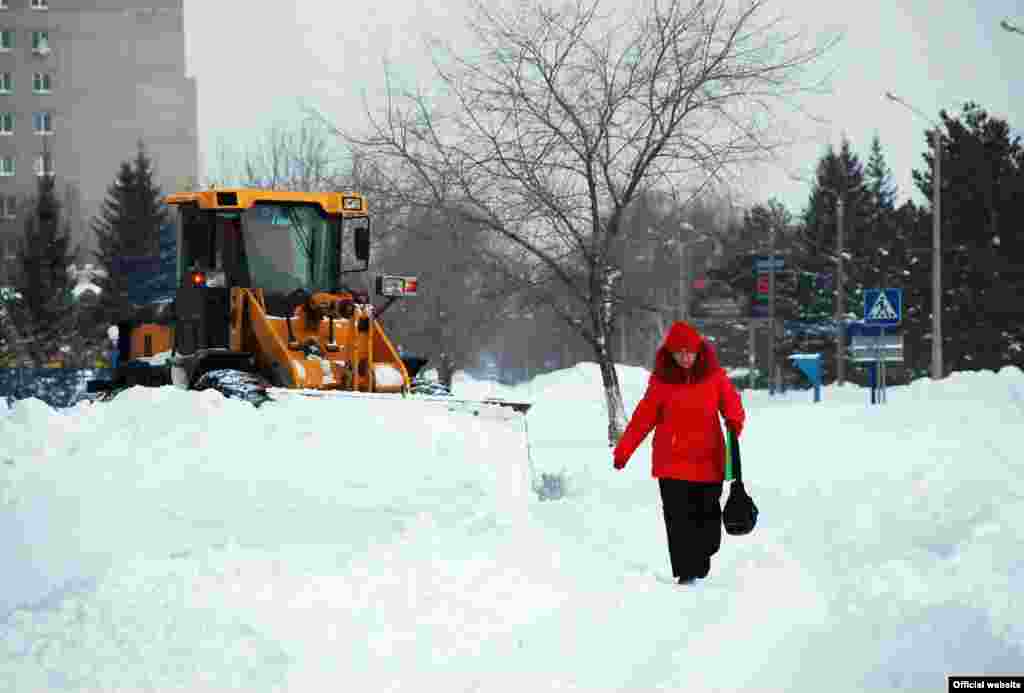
[658,478,724,579]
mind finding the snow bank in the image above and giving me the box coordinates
[1,367,1022,690]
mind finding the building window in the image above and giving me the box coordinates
[0,195,15,219]
[32,72,50,93]
[31,31,49,54]
[0,156,13,176]
[32,111,51,134]
[0,112,11,134]
[34,153,52,176]
[0,29,11,51]
[31,0,48,9]
[0,73,10,93]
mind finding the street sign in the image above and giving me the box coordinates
[756,274,770,295]
[849,334,904,363]
[690,279,748,319]
[755,255,785,272]
[863,288,902,327]
[693,296,747,318]
[788,353,822,403]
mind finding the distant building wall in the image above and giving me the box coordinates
[0,0,197,283]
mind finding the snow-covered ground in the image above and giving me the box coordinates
[1,364,1022,691]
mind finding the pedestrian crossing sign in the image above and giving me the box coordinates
[863,288,902,327]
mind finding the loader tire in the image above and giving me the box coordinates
[193,369,273,408]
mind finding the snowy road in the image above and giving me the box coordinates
[2,366,1022,691]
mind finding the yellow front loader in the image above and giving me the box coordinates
[86,189,530,415]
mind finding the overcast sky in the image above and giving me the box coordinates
[182,0,1024,216]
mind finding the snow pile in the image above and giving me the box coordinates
[1,367,1022,690]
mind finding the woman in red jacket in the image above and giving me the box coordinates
[613,321,746,585]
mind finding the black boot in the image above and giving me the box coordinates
[696,555,711,579]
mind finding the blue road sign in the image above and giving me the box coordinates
[754,255,785,272]
[863,288,902,327]
[788,353,822,403]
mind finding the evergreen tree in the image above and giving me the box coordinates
[911,102,1024,373]
[12,173,77,365]
[861,134,903,291]
[789,138,873,383]
[865,134,897,212]
[91,140,168,325]
[795,138,873,283]
[891,199,934,378]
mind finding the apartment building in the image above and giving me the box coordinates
[0,0,197,284]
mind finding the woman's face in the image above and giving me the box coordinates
[672,349,697,369]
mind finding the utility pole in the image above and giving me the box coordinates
[678,221,706,324]
[679,222,692,321]
[789,172,853,387]
[885,91,945,379]
[932,130,942,379]
[769,218,781,394]
[836,195,846,386]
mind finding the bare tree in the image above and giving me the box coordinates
[374,204,515,388]
[333,0,835,444]
[205,117,348,191]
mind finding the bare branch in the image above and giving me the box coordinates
[328,0,835,442]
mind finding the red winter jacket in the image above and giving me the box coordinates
[613,338,745,482]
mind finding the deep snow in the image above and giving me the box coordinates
[1,364,1022,691]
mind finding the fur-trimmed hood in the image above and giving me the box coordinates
[652,322,723,384]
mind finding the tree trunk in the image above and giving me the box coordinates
[594,310,627,445]
[598,347,627,446]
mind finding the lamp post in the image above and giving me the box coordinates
[768,216,780,393]
[1001,19,1024,35]
[790,173,854,386]
[885,91,944,379]
[677,221,712,322]
[679,221,693,321]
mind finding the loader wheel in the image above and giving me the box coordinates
[193,369,273,408]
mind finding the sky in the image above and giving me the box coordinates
[2,361,1023,689]
[183,0,1024,216]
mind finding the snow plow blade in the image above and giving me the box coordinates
[262,388,532,416]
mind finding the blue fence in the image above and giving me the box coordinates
[0,369,113,409]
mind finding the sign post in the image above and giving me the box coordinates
[853,289,904,404]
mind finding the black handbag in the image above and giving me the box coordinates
[723,429,758,536]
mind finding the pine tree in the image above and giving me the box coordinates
[861,134,903,291]
[864,134,897,213]
[789,138,873,384]
[91,140,168,324]
[911,102,1024,373]
[12,173,77,366]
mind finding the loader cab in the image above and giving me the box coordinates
[170,193,372,357]
[176,201,369,302]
